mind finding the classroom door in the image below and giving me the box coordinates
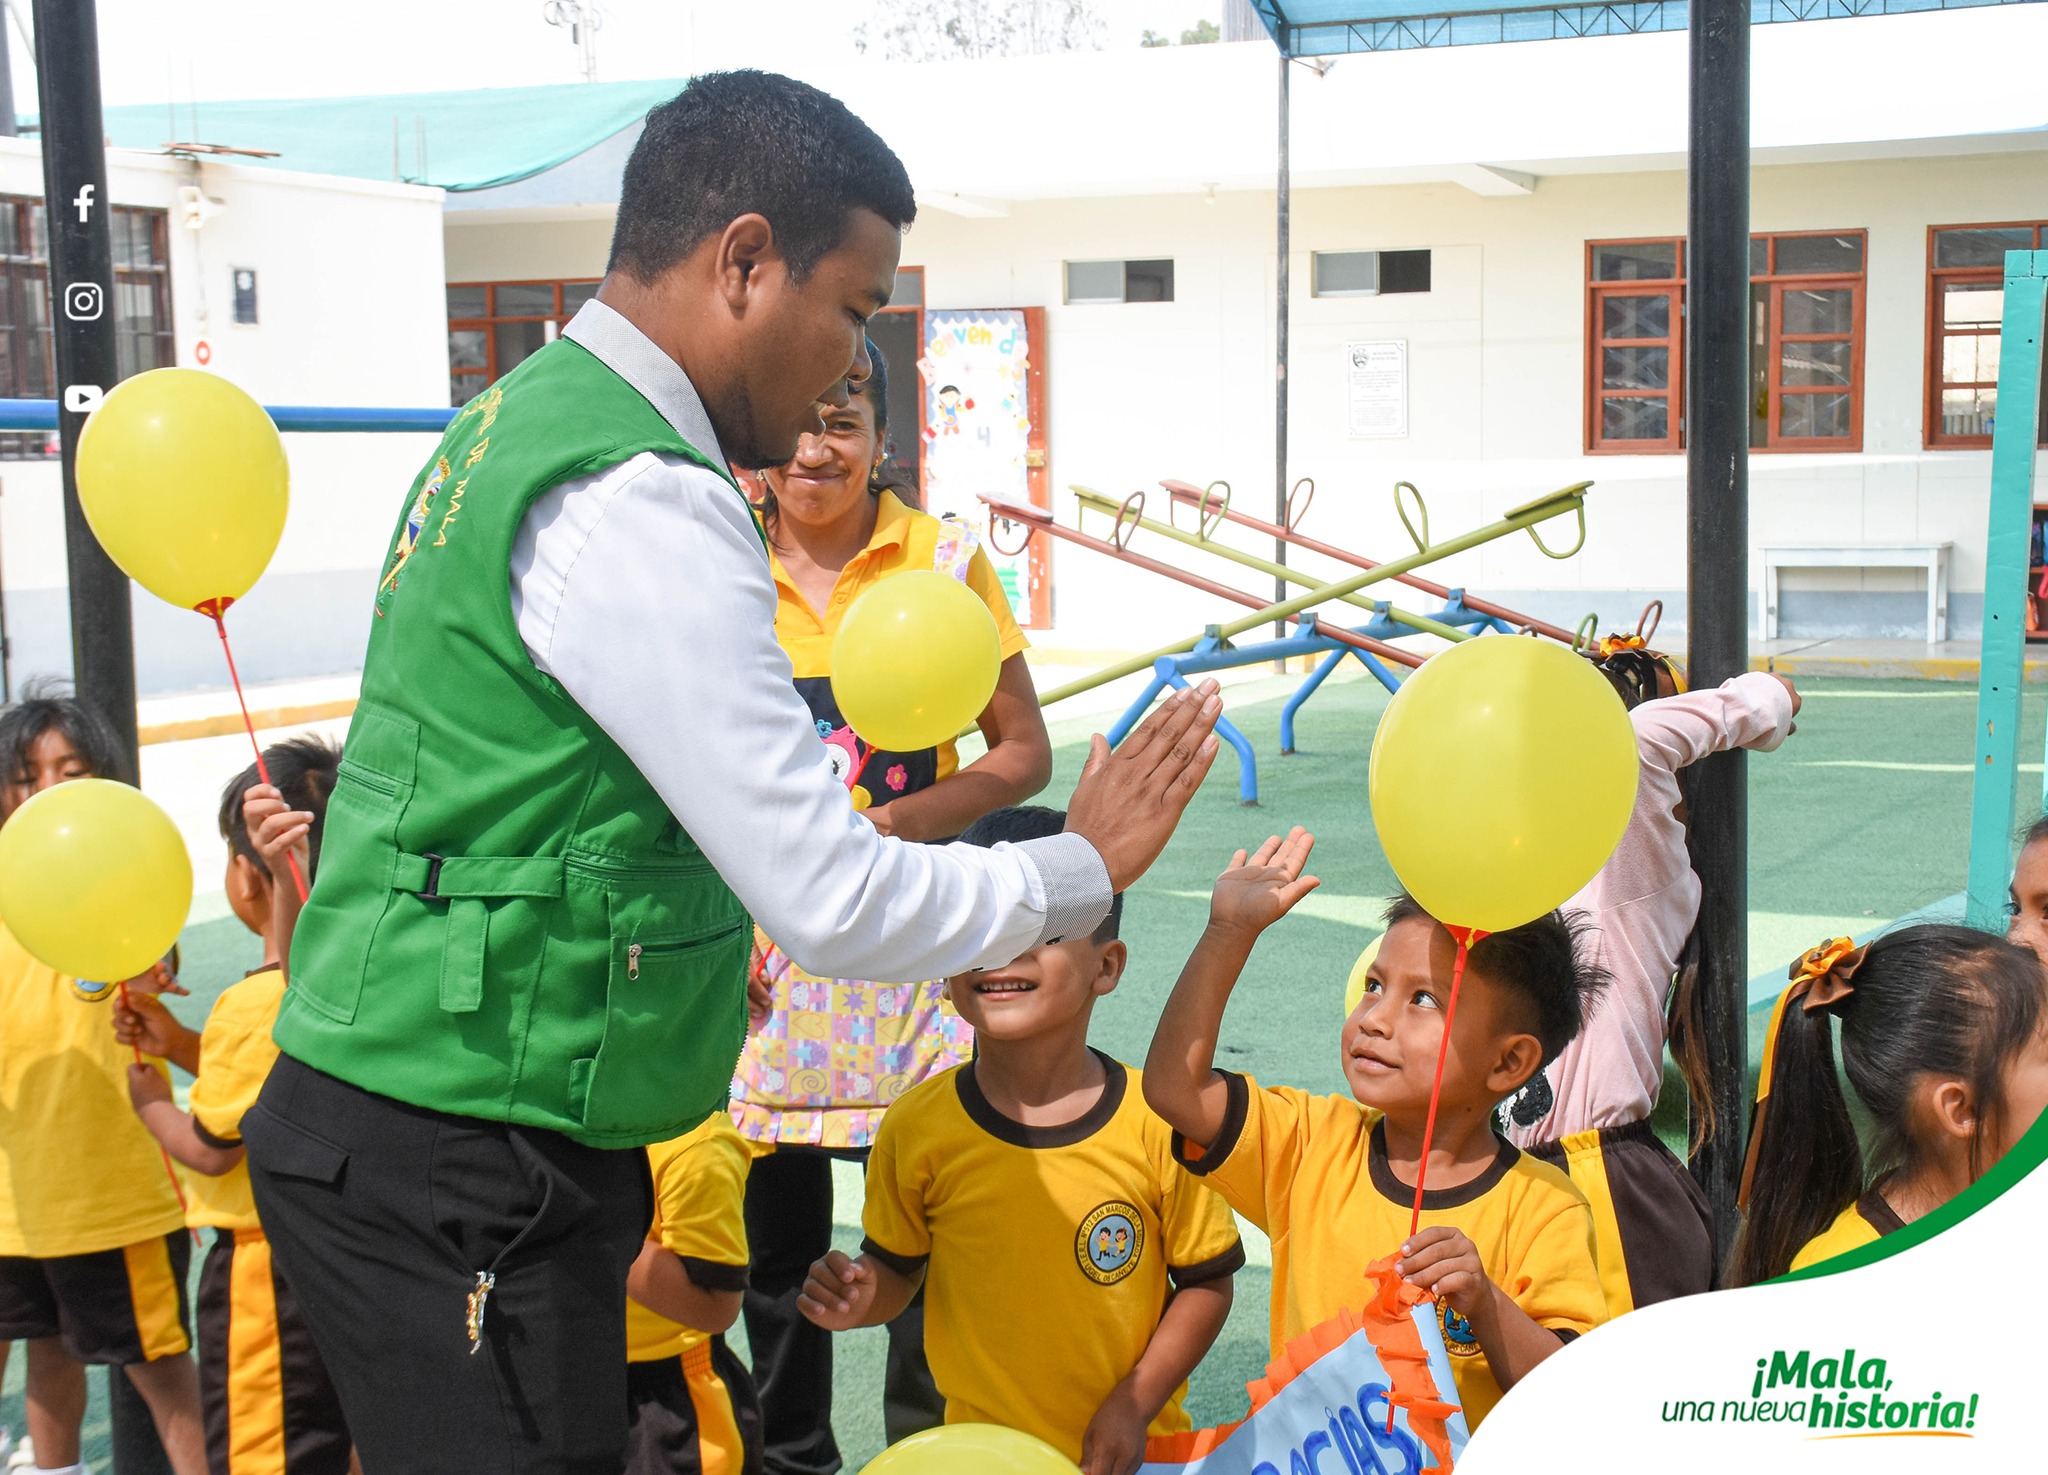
[919,307,1052,629]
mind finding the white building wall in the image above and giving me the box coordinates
[897,148,2048,647]
[0,140,447,694]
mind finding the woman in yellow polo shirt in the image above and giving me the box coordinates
[730,341,1051,1472]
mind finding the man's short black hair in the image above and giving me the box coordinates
[1381,892,1605,1067]
[959,805,1122,943]
[219,737,342,882]
[608,70,917,284]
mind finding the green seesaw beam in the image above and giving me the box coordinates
[1025,483,1591,710]
[1068,486,1475,645]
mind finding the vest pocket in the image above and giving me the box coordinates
[574,916,750,1140]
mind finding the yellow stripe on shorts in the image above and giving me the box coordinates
[1557,1129,1635,1319]
[682,1340,746,1475]
[226,1229,288,1475]
[121,1235,191,1360]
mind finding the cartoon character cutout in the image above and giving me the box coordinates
[934,384,974,437]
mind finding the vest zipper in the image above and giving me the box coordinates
[627,943,641,980]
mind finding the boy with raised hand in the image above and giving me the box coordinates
[798,807,1243,1475]
[1144,830,1609,1430]
[117,738,353,1475]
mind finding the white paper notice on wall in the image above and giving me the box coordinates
[1345,339,1408,439]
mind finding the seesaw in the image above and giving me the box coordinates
[980,482,1593,803]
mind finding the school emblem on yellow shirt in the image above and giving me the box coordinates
[1076,1201,1144,1286]
[1439,1300,1481,1357]
[70,978,114,1002]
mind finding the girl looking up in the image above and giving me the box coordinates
[1730,925,2048,1285]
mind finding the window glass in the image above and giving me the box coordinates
[1939,386,1996,439]
[1312,251,1378,297]
[1378,249,1430,295]
[494,319,549,376]
[1601,397,1668,441]
[448,329,487,371]
[493,283,556,317]
[1601,295,1669,341]
[1782,287,1854,337]
[560,281,600,314]
[446,285,487,318]
[1064,260,1124,303]
[1751,238,1769,275]
[1935,227,2034,270]
[1602,346,1668,391]
[890,268,924,307]
[1124,259,1174,302]
[1592,242,1677,281]
[1780,340,1853,387]
[1781,393,1852,440]
[1773,235,1863,276]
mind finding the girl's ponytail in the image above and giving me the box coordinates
[1728,925,2044,1289]
[1726,940,1865,1288]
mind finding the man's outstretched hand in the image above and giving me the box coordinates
[1065,680,1223,893]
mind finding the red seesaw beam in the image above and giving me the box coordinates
[978,494,1425,669]
[1159,480,1582,646]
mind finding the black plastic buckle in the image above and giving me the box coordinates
[420,852,446,902]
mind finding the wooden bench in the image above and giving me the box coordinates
[1760,543,1952,643]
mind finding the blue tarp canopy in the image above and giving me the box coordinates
[35,78,686,192]
[1245,0,2032,56]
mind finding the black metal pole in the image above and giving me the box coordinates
[32,0,140,777]
[1684,0,1751,1272]
[1273,42,1290,644]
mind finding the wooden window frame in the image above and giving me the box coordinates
[2,194,173,461]
[1924,220,2048,450]
[1584,237,1686,455]
[446,278,600,406]
[1755,231,1866,453]
[1584,231,1867,455]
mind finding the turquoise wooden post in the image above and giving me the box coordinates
[1965,250,2047,929]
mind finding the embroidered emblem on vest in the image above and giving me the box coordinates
[378,456,448,607]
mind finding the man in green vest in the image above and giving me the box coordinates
[242,72,1220,1473]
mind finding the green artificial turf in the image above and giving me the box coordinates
[17,670,2036,1471]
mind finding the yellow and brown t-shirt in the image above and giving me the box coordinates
[184,968,287,1232]
[862,1054,1243,1462]
[1176,1074,1604,1428]
[1788,1189,1905,1274]
[0,922,185,1258]
[625,1115,752,1363]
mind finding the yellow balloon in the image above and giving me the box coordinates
[832,571,1001,752]
[0,780,192,982]
[1369,636,1637,934]
[1343,932,1384,1018]
[76,368,289,614]
[860,1424,1079,1475]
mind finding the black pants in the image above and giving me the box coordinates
[741,1148,942,1475]
[245,1054,653,1475]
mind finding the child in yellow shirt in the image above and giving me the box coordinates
[799,807,1242,1475]
[0,684,204,1475]
[1144,831,1608,1430]
[117,738,353,1475]
[624,1116,761,1474]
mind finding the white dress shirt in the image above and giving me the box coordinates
[507,299,1110,981]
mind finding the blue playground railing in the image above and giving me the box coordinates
[0,400,459,434]
[1106,589,1520,805]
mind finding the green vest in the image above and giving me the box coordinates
[276,339,754,1148]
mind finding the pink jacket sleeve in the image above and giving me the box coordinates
[1508,671,1796,1145]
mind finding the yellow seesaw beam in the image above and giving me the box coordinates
[1069,486,1475,645]
[1026,483,1591,709]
